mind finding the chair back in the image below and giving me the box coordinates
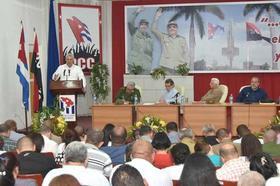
[219,84,228,103]
[18,174,43,186]
[239,85,250,92]
[222,180,238,186]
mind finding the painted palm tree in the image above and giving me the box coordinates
[161,6,224,70]
[244,3,280,70]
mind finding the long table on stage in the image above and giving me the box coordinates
[92,103,279,135]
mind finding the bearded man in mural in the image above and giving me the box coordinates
[152,8,189,73]
[127,7,153,74]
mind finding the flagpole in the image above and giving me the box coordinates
[25,108,28,132]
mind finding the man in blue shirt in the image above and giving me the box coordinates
[159,79,180,104]
[237,77,267,103]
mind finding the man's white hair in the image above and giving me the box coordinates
[211,78,220,85]
[127,81,135,87]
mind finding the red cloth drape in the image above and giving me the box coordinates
[112,0,279,101]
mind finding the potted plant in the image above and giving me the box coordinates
[130,63,144,75]
[90,64,110,102]
[175,63,190,76]
[150,67,166,80]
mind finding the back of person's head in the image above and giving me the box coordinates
[236,124,251,137]
[263,129,277,143]
[4,120,17,131]
[139,125,152,136]
[132,140,154,163]
[64,141,87,164]
[111,126,127,145]
[125,142,134,162]
[194,141,211,155]
[62,128,80,146]
[202,124,216,136]
[102,123,115,146]
[86,129,104,147]
[170,143,190,165]
[179,128,194,139]
[237,171,265,186]
[40,124,52,134]
[219,143,238,162]
[271,125,280,134]
[216,128,230,141]
[28,132,44,153]
[249,152,278,180]
[49,174,81,186]
[16,136,35,153]
[74,125,85,138]
[180,153,220,186]
[112,164,144,186]
[0,123,10,134]
[241,134,262,158]
[166,122,178,132]
[152,132,171,150]
[0,152,18,186]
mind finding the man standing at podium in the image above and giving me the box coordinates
[52,53,86,88]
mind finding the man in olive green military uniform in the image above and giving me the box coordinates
[127,7,153,73]
[201,78,223,104]
[152,8,189,73]
[115,81,141,104]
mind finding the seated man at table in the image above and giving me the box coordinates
[115,81,141,104]
[201,78,223,104]
[159,78,180,104]
[237,77,267,103]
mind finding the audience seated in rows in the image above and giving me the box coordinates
[16,136,57,177]
[166,122,180,144]
[4,120,25,142]
[237,171,265,186]
[100,126,127,165]
[42,141,109,186]
[212,128,241,156]
[262,129,280,157]
[85,129,113,177]
[0,152,37,186]
[249,152,278,180]
[151,132,173,169]
[49,174,81,186]
[0,123,16,152]
[162,143,190,180]
[179,128,195,153]
[216,143,249,182]
[180,153,220,186]
[194,141,222,167]
[111,164,145,186]
[202,124,219,146]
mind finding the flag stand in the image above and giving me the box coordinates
[25,108,28,133]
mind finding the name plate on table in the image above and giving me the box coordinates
[59,95,76,122]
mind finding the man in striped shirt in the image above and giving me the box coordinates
[85,129,113,177]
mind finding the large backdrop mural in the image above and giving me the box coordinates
[125,1,280,74]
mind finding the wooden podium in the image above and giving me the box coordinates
[50,80,83,128]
